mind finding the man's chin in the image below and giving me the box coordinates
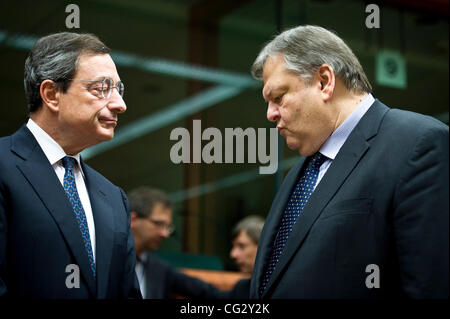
[285,138,301,152]
[96,128,115,141]
[285,138,317,156]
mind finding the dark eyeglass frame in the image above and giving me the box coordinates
[148,218,175,235]
[68,77,124,99]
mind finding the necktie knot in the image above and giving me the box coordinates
[62,156,76,171]
[310,152,327,170]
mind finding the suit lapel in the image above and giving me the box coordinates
[12,125,97,296]
[261,100,389,298]
[81,162,114,299]
[251,156,307,298]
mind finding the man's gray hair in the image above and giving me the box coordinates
[251,25,371,93]
[232,215,265,244]
[24,32,110,113]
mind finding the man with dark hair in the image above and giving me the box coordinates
[250,25,448,298]
[128,186,224,299]
[0,32,141,298]
[129,187,175,257]
[230,215,264,275]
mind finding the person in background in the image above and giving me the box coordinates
[230,215,265,276]
[129,186,224,299]
[225,215,265,298]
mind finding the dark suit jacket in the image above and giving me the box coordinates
[0,125,142,298]
[142,253,226,299]
[251,100,449,299]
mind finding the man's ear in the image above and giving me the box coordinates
[130,211,138,227]
[316,64,335,102]
[40,79,60,112]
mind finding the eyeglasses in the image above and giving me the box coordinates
[69,77,124,99]
[148,218,175,235]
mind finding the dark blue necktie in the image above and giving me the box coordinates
[260,152,327,296]
[62,156,96,278]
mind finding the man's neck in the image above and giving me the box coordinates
[30,112,88,155]
[134,238,145,257]
[331,90,368,132]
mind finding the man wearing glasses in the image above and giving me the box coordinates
[0,32,141,298]
[128,186,227,299]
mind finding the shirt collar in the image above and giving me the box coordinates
[26,118,85,178]
[319,93,375,160]
[137,252,148,264]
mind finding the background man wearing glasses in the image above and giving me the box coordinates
[0,32,141,298]
[129,186,226,299]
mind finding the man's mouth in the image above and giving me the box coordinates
[99,117,117,125]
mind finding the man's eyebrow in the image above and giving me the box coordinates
[84,76,111,82]
[262,86,272,101]
[79,77,105,84]
[263,85,286,101]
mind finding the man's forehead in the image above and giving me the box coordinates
[262,56,289,96]
[262,55,286,79]
[150,203,172,217]
[75,53,119,78]
[77,53,112,65]
[235,230,253,242]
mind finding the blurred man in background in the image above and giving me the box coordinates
[129,186,223,299]
[230,215,265,275]
[225,215,265,298]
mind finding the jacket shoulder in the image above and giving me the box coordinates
[0,135,11,150]
[384,108,448,134]
[374,108,448,150]
[0,136,14,171]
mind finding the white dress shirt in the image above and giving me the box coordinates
[26,118,96,262]
[135,252,148,298]
[314,93,375,189]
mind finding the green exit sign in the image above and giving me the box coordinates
[376,50,407,89]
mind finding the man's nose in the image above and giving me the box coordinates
[267,102,279,122]
[230,247,238,259]
[107,89,127,114]
[160,227,170,239]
